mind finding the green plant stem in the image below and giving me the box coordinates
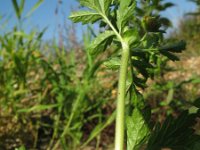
[115,41,130,150]
[102,13,130,150]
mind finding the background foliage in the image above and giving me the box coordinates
[0,0,200,150]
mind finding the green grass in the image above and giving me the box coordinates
[1,0,200,150]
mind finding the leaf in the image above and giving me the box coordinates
[103,0,113,14]
[123,28,139,45]
[117,1,136,32]
[15,145,26,150]
[104,57,121,70]
[159,50,180,61]
[133,74,147,89]
[100,0,112,14]
[69,11,101,24]
[80,0,112,14]
[132,60,153,69]
[80,0,96,10]
[88,31,115,55]
[132,59,154,78]
[126,108,150,150]
[132,90,145,109]
[163,2,174,9]
[146,110,200,150]
[12,0,21,19]
[142,33,160,48]
[157,2,174,11]
[159,17,172,27]
[19,0,25,17]
[25,0,44,18]
[159,40,186,53]
[37,27,48,40]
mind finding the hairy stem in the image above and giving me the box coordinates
[115,41,130,150]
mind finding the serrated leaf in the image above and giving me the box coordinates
[96,0,112,14]
[69,11,101,24]
[146,110,200,150]
[88,31,115,55]
[127,108,150,150]
[117,1,136,32]
[80,0,112,14]
[104,0,112,14]
[80,0,96,10]
[132,60,153,69]
[104,57,121,69]
[132,90,145,109]
[157,2,174,11]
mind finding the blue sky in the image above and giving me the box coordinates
[0,0,197,41]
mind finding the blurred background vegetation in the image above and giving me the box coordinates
[0,0,200,150]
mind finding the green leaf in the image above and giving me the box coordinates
[88,31,115,55]
[25,0,44,18]
[69,11,101,24]
[159,50,180,61]
[163,2,175,9]
[142,33,160,48]
[98,0,112,14]
[80,0,96,10]
[117,1,136,32]
[126,108,150,150]
[12,0,21,19]
[123,28,139,45]
[132,60,153,69]
[104,57,121,70]
[146,110,200,150]
[159,40,186,53]
[159,17,172,27]
[80,0,112,14]
[156,2,174,11]
[104,0,113,13]
[15,145,26,150]
[132,90,145,109]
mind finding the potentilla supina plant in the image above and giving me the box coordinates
[68,0,186,149]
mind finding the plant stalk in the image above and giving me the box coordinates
[115,41,130,150]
